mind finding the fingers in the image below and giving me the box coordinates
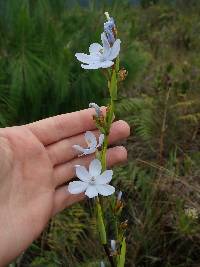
[53,146,127,187]
[52,146,127,215]
[52,187,85,216]
[27,107,106,146]
[47,120,130,166]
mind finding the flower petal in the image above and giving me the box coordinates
[81,147,97,155]
[85,185,98,198]
[89,159,102,177]
[75,53,99,64]
[81,63,101,69]
[73,144,85,153]
[101,32,110,51]
[105,31,115,45]
[107,39,121,61]
[101,32,111,58]
[75,165,91,182]
[68,181,88,194]
[97,134,104,148]
[73,145,96,155]
[89,43,102,54]
[84,131,97,148]
[100,60,114,68]
[95,170,113,184]
[96,184,115,196]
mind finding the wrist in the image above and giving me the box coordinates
[0,136,20,266]
[0,208,16,266]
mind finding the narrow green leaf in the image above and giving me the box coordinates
[109,69,118,100]
[115,56,120,72]
[117,238,126,267]
[97,202,107,245]
[107,101,115,128]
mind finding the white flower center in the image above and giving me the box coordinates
[89,176,96,185]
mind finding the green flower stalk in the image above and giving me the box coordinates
[68,12,127,267]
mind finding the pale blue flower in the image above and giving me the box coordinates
[75,32,121,69]
[73,131,104,156]
[100,261,105,267]
[68,159,115,198]
[104,17,116,45]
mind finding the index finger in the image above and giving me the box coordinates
[27,108,105,145]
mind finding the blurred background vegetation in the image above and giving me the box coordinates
[2,0,200,266]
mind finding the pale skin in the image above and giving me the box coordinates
[0,108,130,266]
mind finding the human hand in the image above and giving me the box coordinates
[0,108,130,266]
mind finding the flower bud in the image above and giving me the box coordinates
[110,239,118,256]
[114,191,123,214]
[89,102,102,118]
[184,207,198,219]
[119,68,128,81]
[120,220,128,230]
[111,239,116,251]
[117,191,122,201]
[104,12,117,45]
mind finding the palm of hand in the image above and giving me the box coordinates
[0,109,129,265]
[0,126,55,264]
[1,126,54,238]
